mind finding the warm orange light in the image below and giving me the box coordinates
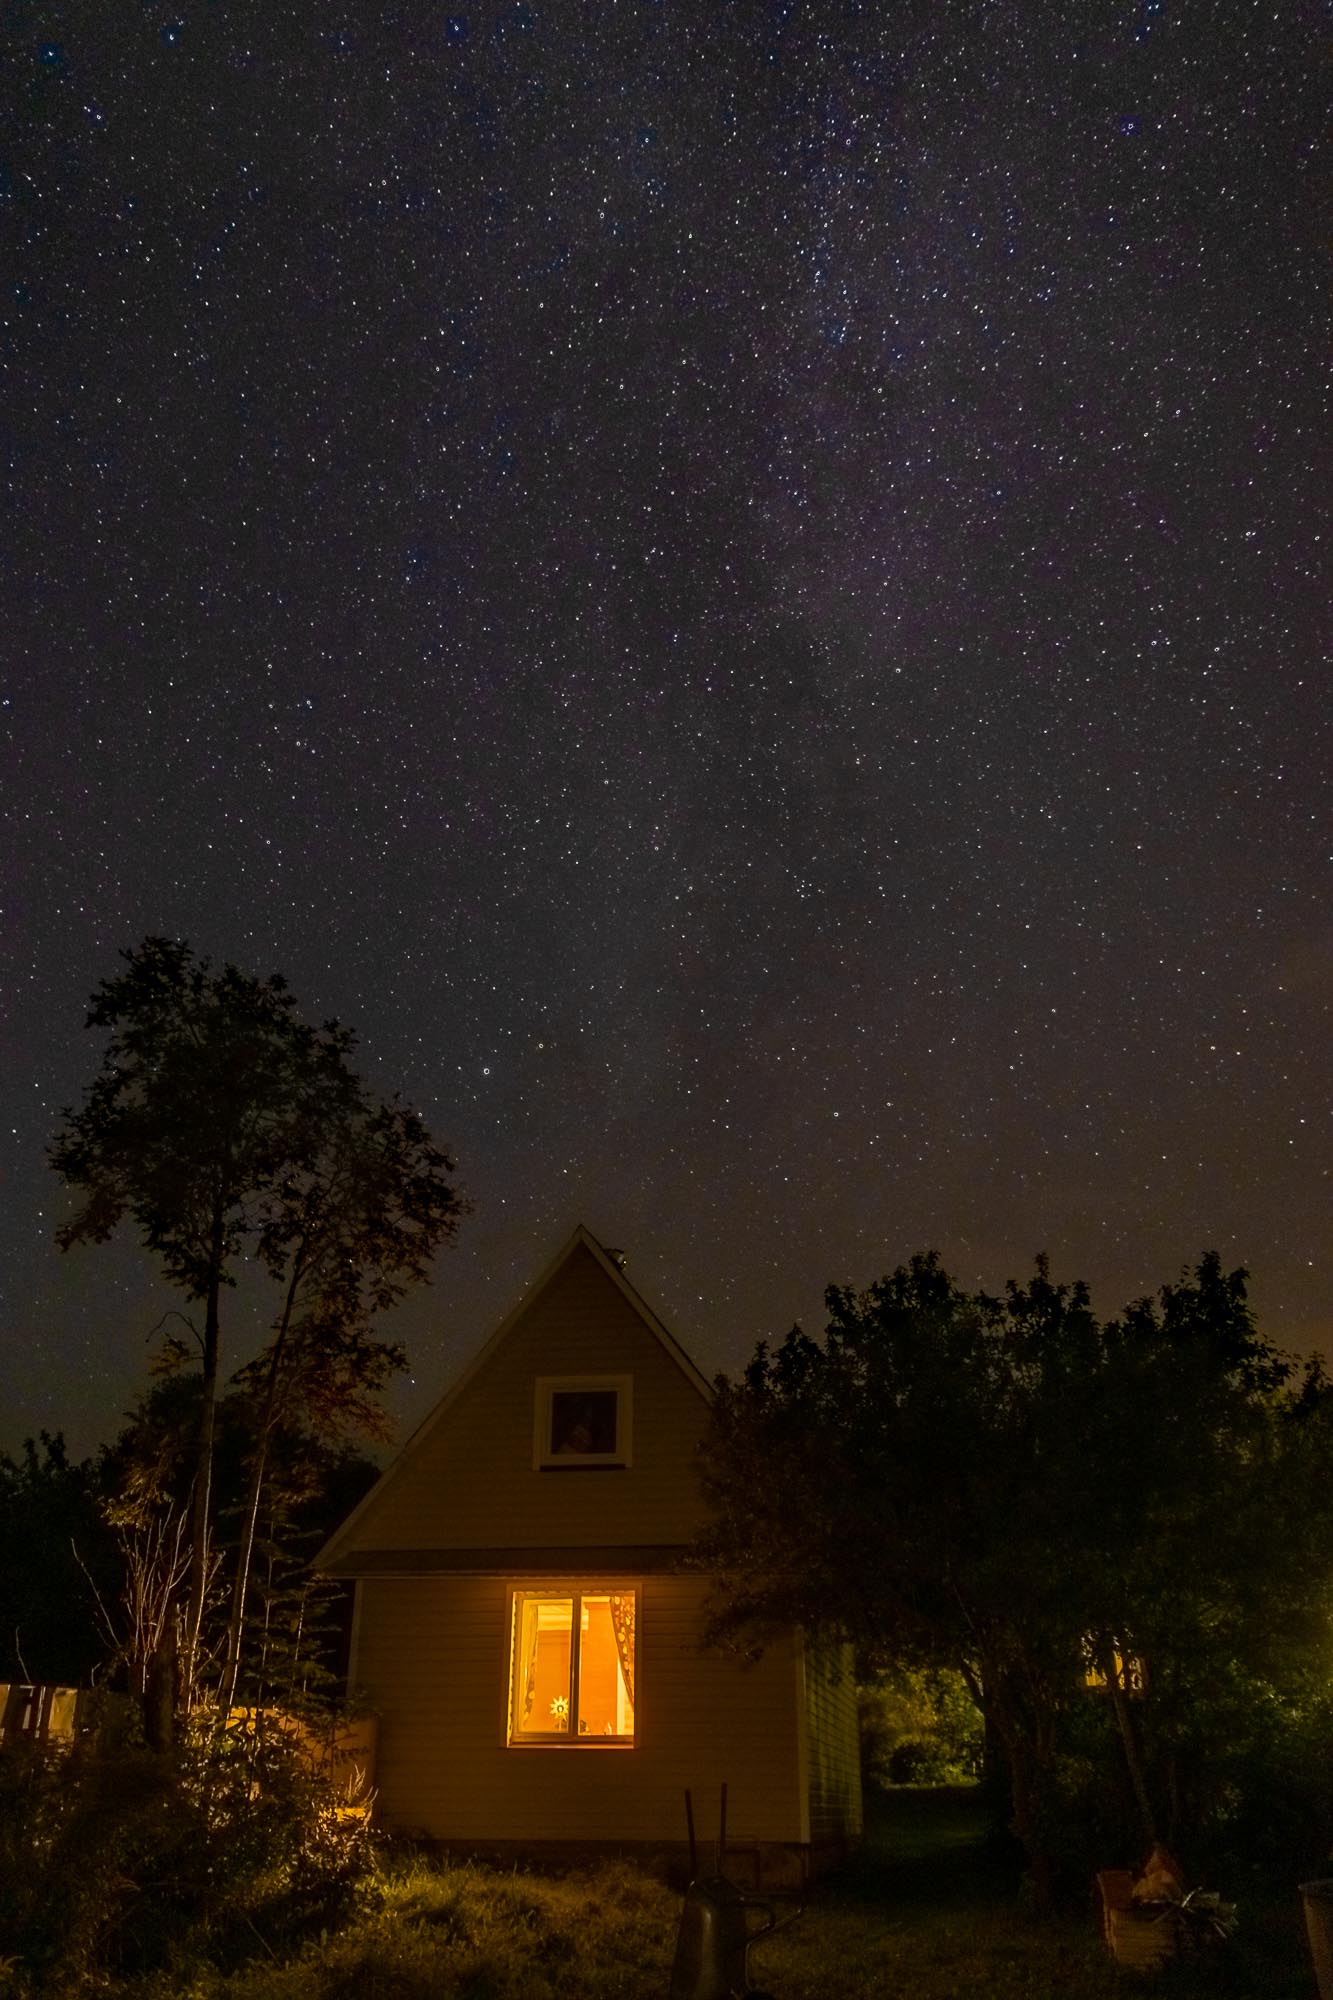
[509,1591,636,1742]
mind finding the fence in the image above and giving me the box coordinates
[0,1683,130,1747]
[0,1685,378,1816]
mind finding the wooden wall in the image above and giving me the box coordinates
[335,1243,712,1558]
[353,1572,805,1845]
[801,1639,863,1842]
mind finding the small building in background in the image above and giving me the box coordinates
[317,1224,861,1882]
[0,1683,132,1748]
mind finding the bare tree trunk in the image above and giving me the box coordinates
[220,1366,281,1712]
[108,1505,191,1743]
[143,1618,178,1753]
[182,1214,224,1708]
[1099,1638,1156,1850]
[219,1254,306,1712]
[220,1421,272,1715]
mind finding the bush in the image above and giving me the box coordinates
[1178,1671,1333,1887]
[989,1666,1333,1901]
[0,1713,375,1993]
[859,1667,984,1787]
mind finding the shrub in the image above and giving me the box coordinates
[860,1667,984,1787]
[1181,1671,1333,1886]
[0,1712,375,1993]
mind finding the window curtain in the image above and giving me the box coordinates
[517,1602,539,1727]
[608,1592,635,1705]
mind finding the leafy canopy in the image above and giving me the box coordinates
[695,1248,1325,1898]
[50,936,466,1712]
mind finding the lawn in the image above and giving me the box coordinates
[108,1788,1318,1999]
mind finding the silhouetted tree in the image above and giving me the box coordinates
[51,938,465,1713]
[97,1379,378,1729]
[0,1433,117,1685]
[221,1430,377,1716]
[695,1251,1329,1907]
[218,1082,463,1709]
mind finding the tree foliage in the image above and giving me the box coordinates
[0,1434,117,1687]
[93,1380,377,1721]
[0,1713,375,1990]
[859,1665,984,1786]
[50,937,465,1715]
[695,1250,1333,1903]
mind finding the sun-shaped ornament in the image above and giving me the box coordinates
[549,1695,569,1720]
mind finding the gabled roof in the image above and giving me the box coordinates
[316,1223,712,1572]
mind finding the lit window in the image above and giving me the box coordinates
[1083,1642,1148,1696]
[534,1375,632,1468]
[509,1589,637,1744]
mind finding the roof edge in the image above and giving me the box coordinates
[316,1223,712,1571]
[324,1543,697,1578]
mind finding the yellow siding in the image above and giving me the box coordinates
[354,1573,804,1844]
[338,1244,710,1557]
[802,1640,863,1841]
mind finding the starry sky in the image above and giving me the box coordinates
[3,0,1328,1459]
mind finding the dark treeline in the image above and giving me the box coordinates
[7,937,1332,1981]
[41,937,465,1731]
[697,1249,1333,1904]
[0,1394,378,1705]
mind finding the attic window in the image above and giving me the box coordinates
[534,1375,632,1469]
[508,1589,636,1745]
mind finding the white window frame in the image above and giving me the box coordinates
[533,1373,633,1469]
[505,1584,639,1749]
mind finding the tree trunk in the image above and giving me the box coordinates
[1004,1726,1057,1914]
[982,1657,1061,1915]
[142,1619,178,1752]
[220,1427,271,1714]
[1165,1752,1183,1847]
[219,1254,305,1711]
[182,1215,224,1707]
[1099,1639,1156,1850]
[219,1365,281,1711]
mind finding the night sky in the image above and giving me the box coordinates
[3,2,1328,1459]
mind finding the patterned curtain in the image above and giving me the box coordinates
[517,1601,539,1726]
[608,1592,635,1706]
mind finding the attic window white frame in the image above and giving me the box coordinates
[533,1374,632,1470]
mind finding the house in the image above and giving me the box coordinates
[317,1225,861,1881]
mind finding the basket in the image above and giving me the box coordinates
[1096,1870,1177,1974]
[1301,1880,1333,2000]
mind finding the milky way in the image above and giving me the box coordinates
[3,1,1327,1454]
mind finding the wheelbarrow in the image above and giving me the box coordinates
[668,1785,802,2000]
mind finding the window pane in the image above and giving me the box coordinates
[577,1594,635,1739]
[549,1389,618,1457]
[512,1596,573,1736]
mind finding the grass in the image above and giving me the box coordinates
[83,1789,1323,1999]
[754,1788,1313,2000]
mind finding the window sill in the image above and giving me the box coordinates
[507,1738,636,1750]
[536,1460,628,1472]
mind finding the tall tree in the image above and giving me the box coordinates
[218,1089,463,1709]
[50,937,465,1711]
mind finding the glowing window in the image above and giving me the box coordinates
[534,1375,632,1468]
[508,1589,637,1744]
[1083,1644,1148,1696]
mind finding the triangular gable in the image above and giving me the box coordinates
[317,1224,712,1571]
